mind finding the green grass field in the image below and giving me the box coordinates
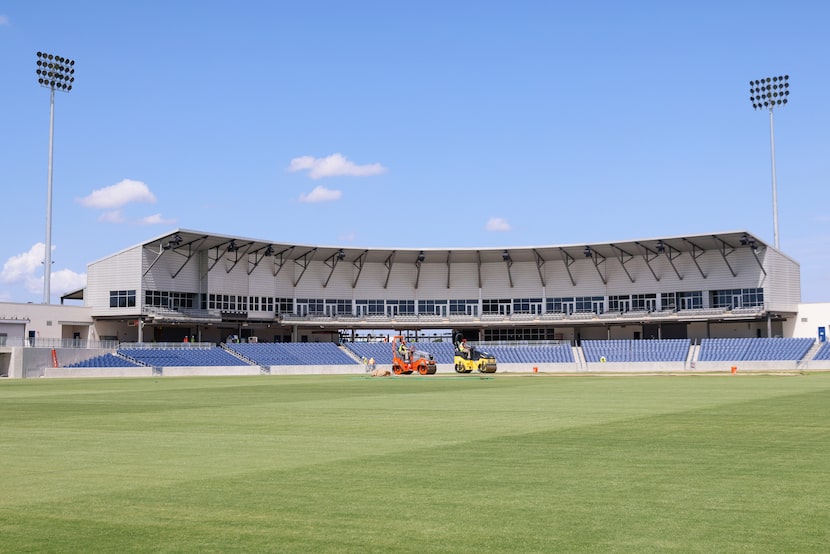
[2,372,829,552]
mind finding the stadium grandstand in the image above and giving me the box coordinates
[1,228,829,377]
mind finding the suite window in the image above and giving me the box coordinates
[275,298,292,314]
[743,288,764,307]
[109,290,136,308]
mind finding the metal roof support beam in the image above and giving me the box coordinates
[352,250,368,288]
[587,249,607,285]
[272,246,295,277]
[247,244,274,276]
[293,248,317,286]
[207,240,239,273]
[751,247,767,276]
[414,258,422,290]
[682,238,707,279]
[610,244,635,283]
[383,251,396,289]
[171,236,209,279]
[560,248,576,286]
[143,235,205,277]
[224,241,254,274]
[663,242,684,280]
[143,247,166,277]
[634,242,660,282]
[712,235,737,277]
[323,250,345,288]
[501,250,513,288]
[476,250,483,289]
[533,249,546,287]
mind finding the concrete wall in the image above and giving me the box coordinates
[0,302,93,341]
[162,366,264,377]
[692,360,803,372]
[44,366,155,378]
[790,302,830,340]
[30,360,829,378]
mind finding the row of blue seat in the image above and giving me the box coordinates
[698,338,814,361]
[226,342,359,366]
[119,347,250,367]
[814,342,830,361]
[65,353,141,368]
[582,339,689,363]
[64,338,829,368]
[486,345,575,363]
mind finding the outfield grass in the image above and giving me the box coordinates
[1,372,829,552]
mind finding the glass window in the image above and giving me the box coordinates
[574,296,602,313]
[513,298,543,313]
[483,328,555,341]
[298,298,324,314]
[631,293,656,311]
[109,290,136,308]
[710,289,742,309]
[743,288,764,307]
[482,299,510,314]
[677,291,703,309]
[448,299,475,314]
[546,297,574,313]
[276,298,291,314]
[608,295,628,312]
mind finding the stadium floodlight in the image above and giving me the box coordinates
[36,51,76,304]
[750,74,789,250]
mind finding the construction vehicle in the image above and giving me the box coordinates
[453,333,497,373]
[391,335,437,375]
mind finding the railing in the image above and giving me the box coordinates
[144,307,222,320]
[3,338,120,349]
[119,342,216,349]
[129,306,773,327]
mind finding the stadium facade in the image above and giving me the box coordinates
[1,228,828,378]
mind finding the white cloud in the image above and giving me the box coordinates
[49,268,87,296]
[299,186,342,203]
[288,156,316,172]
[0,244,45,284]
[0,243,86,297]
[78,179,156,209]
[0,15,9,26]
[138,213,176,225]
[486,217,512,232]
[338,231,357,242]
[77,180,172,225]
[288,153,387,179]
[98,210,125,223]
[97,210,173,225]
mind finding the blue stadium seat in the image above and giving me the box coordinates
[226,342,360,366]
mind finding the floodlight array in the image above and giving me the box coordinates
[750,75,788,110]
[36,51,76,91]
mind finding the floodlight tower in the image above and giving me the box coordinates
[750,75,789,250]
[36,51,75,304]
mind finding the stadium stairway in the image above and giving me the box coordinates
[220,343,268,373]
[687,342,700,368]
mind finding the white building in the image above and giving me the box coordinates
[2,227,828,378]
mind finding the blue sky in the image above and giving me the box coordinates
[1,1,828,303]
